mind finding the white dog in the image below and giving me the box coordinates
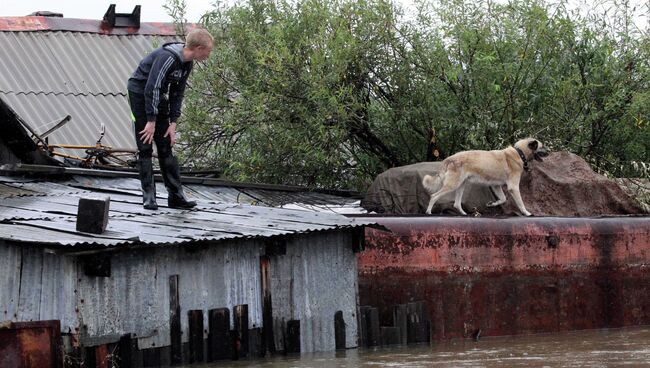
[423,138,549,216]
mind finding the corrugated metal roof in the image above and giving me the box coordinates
[0,26,178,156]
[0,176,373,248]
[0,93,134,149]
[58,175,364,211]
[0,32,174,95]
[0,223,129,246]
[242,188,358,207]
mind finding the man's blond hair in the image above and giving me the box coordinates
[186,28,213,49]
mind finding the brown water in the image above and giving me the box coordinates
[188,327,650,367]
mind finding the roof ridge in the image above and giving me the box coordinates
[0,16,185,36]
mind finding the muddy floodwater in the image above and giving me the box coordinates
[187,327,650,367]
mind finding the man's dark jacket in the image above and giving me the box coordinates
[127,42,192,122]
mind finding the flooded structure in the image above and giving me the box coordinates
[0,170,369,366]
[358,216,650,340]
[0,11,372,366]
[0,12,368,365]
[3,4,650,368]
[357,148,650,343]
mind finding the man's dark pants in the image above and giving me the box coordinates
[128,91,194,209]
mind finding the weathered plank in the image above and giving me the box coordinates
[260,256,275,355]
[357,305,370,347]
[365,307,380,347]
[95,344,109,368]
[17,246,42,322]
[141,347,161,367]
[233,304,249,359]
[118,333,141,368]
[248,327,263,358]
[270,232,358,352]
[285,320,300,354]
[0,241,21,323]
[393,304,408,345]
[207,308,231,362]
[169,275,181,365]
[380,327,400,346]
[334,311,346,350]
[406,302,430,344]
[188,309,204,363]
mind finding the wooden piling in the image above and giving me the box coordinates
[234,305,249,358]
[260,256,276,355]
[249,327,263,358]
[208,308,231,362]
[365,307,380,347]
[118,333,140,368]
[393,304,408,345]
[188,309,204,363]
[169,275,182,365]
[380,327,400,346]
[285,320,300,354]
[357,306,370,346]
[334,311,346,350]
[142,348,161,367]
[406,301,430,343]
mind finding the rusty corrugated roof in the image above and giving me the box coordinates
[0,16,181,35]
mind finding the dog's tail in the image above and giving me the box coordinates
[422,173,443,194]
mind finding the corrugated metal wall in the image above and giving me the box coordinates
[77,240,265,349]
[1,230,359,353]
[270,231,358,352]
[0,241,78,333]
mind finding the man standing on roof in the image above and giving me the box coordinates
[127,28,213,210]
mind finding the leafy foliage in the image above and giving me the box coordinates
[169,0,650,190]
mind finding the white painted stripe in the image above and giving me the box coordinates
[152,56,174,118]
[153,57,174,116]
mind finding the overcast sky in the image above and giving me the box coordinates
[2,0,413,22]
[3,0,214,22]
[2,0,648,28]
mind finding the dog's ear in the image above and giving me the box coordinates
[528,140,539,151]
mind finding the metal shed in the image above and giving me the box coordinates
[0,173,373,365]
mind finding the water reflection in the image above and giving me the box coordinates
[189,327,650,367]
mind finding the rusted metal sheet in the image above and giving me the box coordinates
[0,16,183,35]
[359,216,650,340]
[0,320,62,368]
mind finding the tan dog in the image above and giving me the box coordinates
[423,138,549,216]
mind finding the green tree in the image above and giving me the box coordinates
[170,0,650,190]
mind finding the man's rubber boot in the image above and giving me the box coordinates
[138,158,158,210]
[159,155,196,209]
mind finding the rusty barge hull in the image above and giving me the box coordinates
[358,217,650,340]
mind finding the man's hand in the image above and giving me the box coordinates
[139,121,156,144]
[164,122,177,146]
